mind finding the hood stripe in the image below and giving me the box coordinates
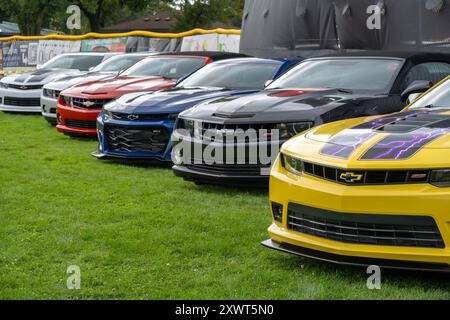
[321,110,450,160]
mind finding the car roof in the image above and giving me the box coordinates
[310,51,450,63]
[154,51,249,61]
[207,57,284,65]
[57,52,119,56]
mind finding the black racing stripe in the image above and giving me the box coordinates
[320,110,449,159]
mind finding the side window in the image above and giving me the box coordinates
[402,62,450,90]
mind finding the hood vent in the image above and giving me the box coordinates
[213,112,255,119]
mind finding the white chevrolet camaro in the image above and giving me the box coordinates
[0,52,118,114]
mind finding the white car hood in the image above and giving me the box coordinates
[2,69,85,86]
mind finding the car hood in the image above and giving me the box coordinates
[62,76,176,98]
[179,89,370,124]
[105,87,258,114]
[283,108,450,168]
[2,69,84,85]
[45,72,117,91]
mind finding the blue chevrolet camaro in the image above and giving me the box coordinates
[93,57,302,162]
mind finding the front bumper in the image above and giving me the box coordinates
[56,102,99,136]
[0,87,42,113]
[172,164,269,186]
[41,94,57,123]
[266,157,450,269]
[171,130,279,186]
[95,115,174,162]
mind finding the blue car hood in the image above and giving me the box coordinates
[105,87,259,115]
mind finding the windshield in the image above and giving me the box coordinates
[122,57,206,79]
[91,55,147,73]
[409,78,450,109]
[267,58,403,93]
[178,61,281,90]
[41,55,105,71]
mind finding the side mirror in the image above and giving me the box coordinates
[407,92,422,104]
[36,64,43,70]
[401,80,432,102]
[265,80,274,88]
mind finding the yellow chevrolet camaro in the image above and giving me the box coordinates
[263,76,450,272]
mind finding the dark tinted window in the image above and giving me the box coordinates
[179,62,280,90]
[122,57,206,79]
[43,55,105,71]
[402,62,450,91]
[267,59,402,94]
[92,55,147,72]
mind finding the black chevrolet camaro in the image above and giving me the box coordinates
[172,52,450,186]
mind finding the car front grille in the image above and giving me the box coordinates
[71,97,111,110]
[4,97,41,107]
[302,161,430,185]
[105,126,170,153]
[111,112,172,121]
[185,163,268,177]
[65,119,97,129]
[8,84,43,90]
[199,122,280,142]
[287,203,445,248]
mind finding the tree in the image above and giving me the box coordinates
[0,0,67,35]
[172,0,244,32]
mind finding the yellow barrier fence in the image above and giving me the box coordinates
[0,28,241,42]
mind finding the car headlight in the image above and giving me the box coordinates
[0,82,9,89]
[430,170,450,187]
[274,122,313,140]
[103,109,112,121]
[281,153,303,176]
[61,95,73,106]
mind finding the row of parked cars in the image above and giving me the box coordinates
[2,50,450,270]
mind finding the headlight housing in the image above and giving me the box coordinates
[430,170,450,187]
[274,122,313,140]
[103,109,112,121]
[176,118,196,136]
[281,153,303,176]
[61,95,73,106]
[0,82,9,89]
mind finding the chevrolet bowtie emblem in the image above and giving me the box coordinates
[340,172,364,183]
[83,101,95,108]
[127,114,139,120]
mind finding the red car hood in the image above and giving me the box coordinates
[61,76,176,99]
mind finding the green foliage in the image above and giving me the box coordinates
[172,0,244,31]
[0,0,243,35]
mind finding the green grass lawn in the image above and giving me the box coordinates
[1,112,450,300]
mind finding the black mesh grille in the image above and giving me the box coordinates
[65,119,97,129]
[4,97,40,107]
[302,161,430,185]
[287,203,445,248]
[199,122,279,142]
[71,97,111,110]
[105,126,170,153]
[185,163,267,176]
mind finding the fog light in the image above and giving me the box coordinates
[271,202,283,223]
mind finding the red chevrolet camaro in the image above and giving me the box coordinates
[56,52,245,136]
